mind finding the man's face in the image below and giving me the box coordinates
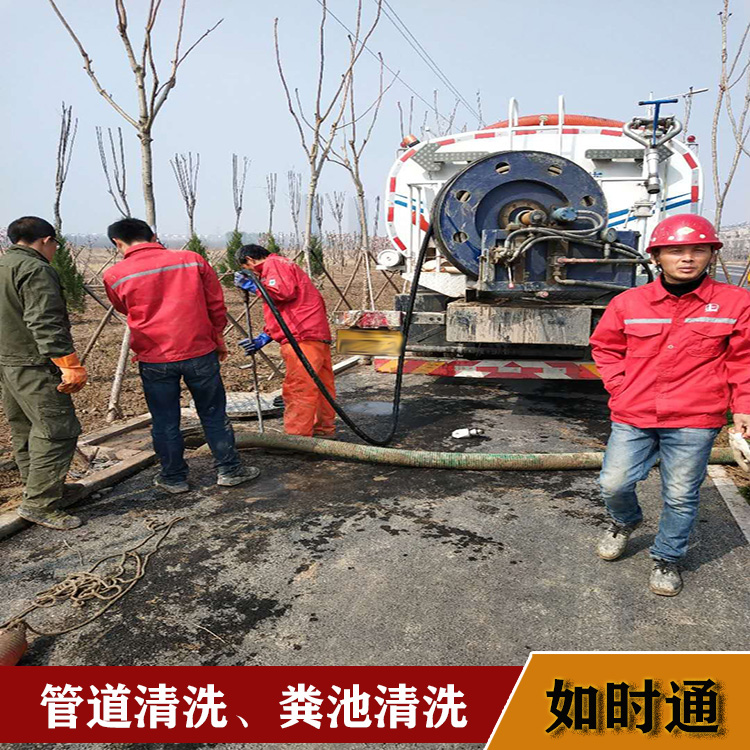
[653,243,715,283]
[40,236,60,261]
[241,258,262,271]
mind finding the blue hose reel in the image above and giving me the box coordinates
[431,150,639,298]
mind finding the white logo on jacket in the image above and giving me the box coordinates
[268,279,277,287]
[705,303,720,313]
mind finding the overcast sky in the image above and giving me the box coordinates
[1,0,748,237]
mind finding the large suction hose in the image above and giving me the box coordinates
[225,432,736,471]
[247,226,435,447]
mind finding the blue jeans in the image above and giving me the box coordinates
[599,422,720,562]
[139,351,241,484]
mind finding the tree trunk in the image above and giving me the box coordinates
[303,173,318,276]
[53,195,62,237]
[107,327,131,423]
[353,176,375,309]
[139,128,157,230]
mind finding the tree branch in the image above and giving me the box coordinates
[47,0,138,128]
[273,17,311,157]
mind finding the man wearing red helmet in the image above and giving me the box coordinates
[590,214,750,596]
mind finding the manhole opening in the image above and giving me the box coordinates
[581,195,595,207]
[547,164,563,176]
[455,189,471,203]
[453,231,469,243]
[495,162,511,175]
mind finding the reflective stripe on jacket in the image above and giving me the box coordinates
[255,255,331,345]
[103,243,227,363]
[590,275,750,428]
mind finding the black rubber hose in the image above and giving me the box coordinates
[246,226,435,447]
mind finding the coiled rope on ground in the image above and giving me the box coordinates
[1,516,182,637]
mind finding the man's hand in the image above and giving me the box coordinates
[216,335,229,363]
[732,413,750,437]
[239,332,272,355]
[233,271,258,294]
[51,352,88,394]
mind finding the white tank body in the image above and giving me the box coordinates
[384,103,702,299]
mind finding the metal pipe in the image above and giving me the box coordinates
[556,258,650,265]
[553,274,630,291]
[243,290,264,434]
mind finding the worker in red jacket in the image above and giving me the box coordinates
[590,214,750,596]
[103,218,259,493]
[233,244,336,438]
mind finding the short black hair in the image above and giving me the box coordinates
[236,243,271,265]
[107,217,155,245]
[8,216,56,244]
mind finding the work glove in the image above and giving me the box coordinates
[234,270,258,294]
[51,352,88,394]
[215,334,229,363]
[239,332,272,355]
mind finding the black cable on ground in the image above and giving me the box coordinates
[246,226,435,447]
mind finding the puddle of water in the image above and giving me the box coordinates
[347,401,394,416]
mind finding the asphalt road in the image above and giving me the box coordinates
[3,367,748,749]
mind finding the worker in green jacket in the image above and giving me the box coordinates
[0,216,88,530]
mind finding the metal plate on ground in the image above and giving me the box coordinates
[189,392,282,420]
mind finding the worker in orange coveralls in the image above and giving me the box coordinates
[234,244,336,438]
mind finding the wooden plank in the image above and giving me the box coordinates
[0,450,157,542]
[79,412,153,446]
[333,356,362,374]
[58,449,158,510]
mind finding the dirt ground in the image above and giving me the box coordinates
[0,260,387,502]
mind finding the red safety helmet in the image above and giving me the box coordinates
[646,214,722,253]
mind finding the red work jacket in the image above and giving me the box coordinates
[254,255,331,345]
[590,275,750,428]
[103,243,227,363]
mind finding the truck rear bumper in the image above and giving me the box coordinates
[374,357,601,380]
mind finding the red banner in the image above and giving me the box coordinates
[0,666,521,743]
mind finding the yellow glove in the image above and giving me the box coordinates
[51,352,88,394]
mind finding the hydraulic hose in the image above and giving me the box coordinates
[225,432,736,471]
[246,225,435,447]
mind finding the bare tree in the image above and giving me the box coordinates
[48,0,222,229]
[232,154,250,232]
[54,102,78,235]
[314,194,325,237]
[287,170,302,249]
[712,1,750,231]
[331,50,394,306]
[435,92,460,137]
[371,194,381,238]
[397,96,414,141]
[273,0,382,274]
[327,191,346,239]
[96,125,131,217]
[265,172,278,234]
[170,152,200,236]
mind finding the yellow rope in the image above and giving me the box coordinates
[1,516,182,637]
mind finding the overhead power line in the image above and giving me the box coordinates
[379,0,480,122]
[311,0,454,126]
